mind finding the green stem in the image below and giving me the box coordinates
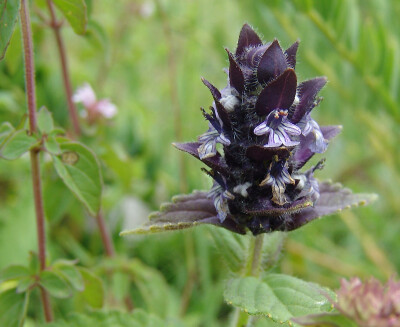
[233,234,265,327]
[20,0,53,322]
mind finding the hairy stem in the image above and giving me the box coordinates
[233,234,265,327]
[96,211,115,257]
[46,0,81,136]
[20,0,53,322]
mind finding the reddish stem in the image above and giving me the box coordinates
[96,211,115,257]
[46,0,81,136]
[20,0,53,322]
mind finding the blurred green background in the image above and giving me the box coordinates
[0,0,399,325]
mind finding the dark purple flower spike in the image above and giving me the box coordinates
[121,24,376,237]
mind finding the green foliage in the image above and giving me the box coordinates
[0,265,30,282]
[52,0,88,35]
[39,270,72,298]
[0,0,20,60]
[37,106,54,134]
[0,129,37,160]
[224,275,334,324]
[75,267,104,309]
[43,309,176,327]
[0,288,29,327]
[292,313,358,327]
[52,139,102,216]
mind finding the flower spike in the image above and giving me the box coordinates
[121,24,376,237]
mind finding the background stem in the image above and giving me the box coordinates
[20,0,53,322]
[46,0,81,136]
[96,211,115,257]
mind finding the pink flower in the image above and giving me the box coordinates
[72,83,117,123]
[336,277,400,327]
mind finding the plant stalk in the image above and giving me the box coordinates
[46,0,81,136]
[233,234,264,327]
[96,211,115,257]
[20,0,53,322]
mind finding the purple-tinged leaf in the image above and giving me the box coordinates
[285,181,377,231]
[246,145,291,161]
[291,77,327,123]
[293,125,342,169]
[201,78,231,128]
[257,39,287,84]
[242,196,313,216]
[255,69,297,116]
[201,77,221,100]
[285,40,299,69]
[236,23,262,56]
[173,142,229,175]
[120,191,246,235]
[226,49,245,94]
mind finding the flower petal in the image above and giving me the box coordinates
[173,142,229,175]
[236,23,263,56]
[255,69,297,116]
[226,49,245,94]
[291,77,327,123]
[257,39,287,84]
[285,40,299,69]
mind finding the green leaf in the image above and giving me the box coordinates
[0,265,30,283]
[208,226,250,275]
[0,0,20,60]
[37,106,54,134]
[292,312,358,327]
[261,232,286,272]
[52,140,102,216]
[84,20,108,50]
[45,135,61,154]
[52,0,88,35]
[43,309,169,327]
[0,129,37,160]
[16,276,36,293]
[54,263,84,292]
[39,270,72,299]
[0,288,29,327]
[224,274,334,325]
[76,268,104,308]
[0,121,14,145]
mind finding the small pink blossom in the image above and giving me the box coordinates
[72,83,117,123]
[336,277,400,327]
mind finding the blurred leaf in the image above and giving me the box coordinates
[43,309,169,327]
[76,267,104,309]
[0,0,20,60]
[39,270,72,299]
[208,227,249,275]
[0,265,30,283]
[84,20,108,51]
[126,259,179,318]
[0,288,29,327]
[261,232,286,272]
[0,129,37,160]
[53,262,84,292]
[45,135,61,154]
[0,121,14,145]
[52,139,102,216]
[37,106,54,134]
[52,0,88,35]
[16,276,35,293]
[224,274,333,324]
[292,312,358,327]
